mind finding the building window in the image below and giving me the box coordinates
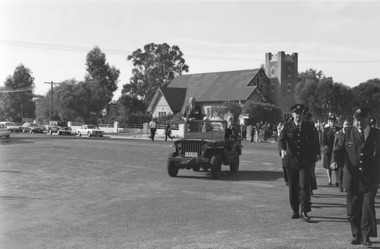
[271,67,275,76]
[158,111,166,117]
[287,83,292,92]
[287,67,292,77]
[271,83,275,92]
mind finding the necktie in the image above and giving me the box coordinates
[360,130,365,143]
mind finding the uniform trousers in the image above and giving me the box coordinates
[288,167,312,214]
[346,185,378,239]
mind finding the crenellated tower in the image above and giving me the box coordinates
[264,51,298,119]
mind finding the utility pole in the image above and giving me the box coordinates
[44,81,61,121]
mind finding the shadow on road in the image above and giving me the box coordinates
[220,170,284,181]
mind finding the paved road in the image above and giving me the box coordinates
[0,133,379,249]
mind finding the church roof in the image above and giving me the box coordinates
[167,69,261,103]
[160,87,187,113]
[146,87,186,114]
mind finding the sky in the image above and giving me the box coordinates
[1,0,380,101]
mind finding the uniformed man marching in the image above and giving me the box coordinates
[331,107,380,246]
[279,104,321,221]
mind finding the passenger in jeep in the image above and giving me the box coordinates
[183,97,204,131]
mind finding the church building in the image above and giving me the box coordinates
[147,51,298,120]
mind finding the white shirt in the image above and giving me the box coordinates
[149,121,156,129]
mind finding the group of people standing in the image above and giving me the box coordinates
[279,103,380,247]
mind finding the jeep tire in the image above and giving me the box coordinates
[167,152,179,177]
[210,154,221,179]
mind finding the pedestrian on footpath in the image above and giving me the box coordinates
[165,120,173,141]
[322,115,341,186]
[149,118,157,142]
[279,104,321,222]
[331,107,380,246]
[333,119,352,192]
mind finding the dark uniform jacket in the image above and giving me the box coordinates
[183,105,203,120]
[279,121,320,169]
[332,127,380,191]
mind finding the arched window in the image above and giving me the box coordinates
[271,67,275,76]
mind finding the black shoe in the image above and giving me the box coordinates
[291,213,300,219]
[362,237,372,246]
[301,212,310,222]
[335,182,339,187]
[350,238,361,245]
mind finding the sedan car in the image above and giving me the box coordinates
[22,122,44,133]
[0,122,21,133]
[76,125,104,137]
[0,124,11,139]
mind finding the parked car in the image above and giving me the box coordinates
[167,119,242,179]
[76,125,104,137]
[0,124,11,139]
[0,122,21,133]
[47,120,72,135]
[22,123,44,133]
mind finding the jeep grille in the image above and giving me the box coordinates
[181,141,203,156]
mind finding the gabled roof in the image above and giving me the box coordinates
[160,87,187,113]
[146,87,186,114]
[167,69,262,103]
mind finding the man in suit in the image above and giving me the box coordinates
[183,97,203,122]
[183,97,204,132]
[279,104,321,221]
[331,107,380,246]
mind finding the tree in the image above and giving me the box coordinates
[0,64,35,122]
[115,95,146,123]
[213,101,242,121]
[242,101,281,124]
[351,79,380,121]
[294,68,354,122]
[85,46,120,104]
[122,43,189,103]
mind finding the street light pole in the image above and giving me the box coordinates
[44,81,61,121]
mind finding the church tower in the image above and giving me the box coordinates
[264,51,298,119]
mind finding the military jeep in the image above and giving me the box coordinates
[167,119,242,179]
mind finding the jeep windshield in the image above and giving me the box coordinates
[184,120,226,140]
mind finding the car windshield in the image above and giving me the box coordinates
[87,125,97,129]
[57,121,67,127]
[30,124,38,127]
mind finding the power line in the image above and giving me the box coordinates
[2,39,380,63]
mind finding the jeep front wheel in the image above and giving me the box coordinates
[167,152,179,177]
[210,154,221,179]
[230,155,240,173]
[87,132,91,137]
